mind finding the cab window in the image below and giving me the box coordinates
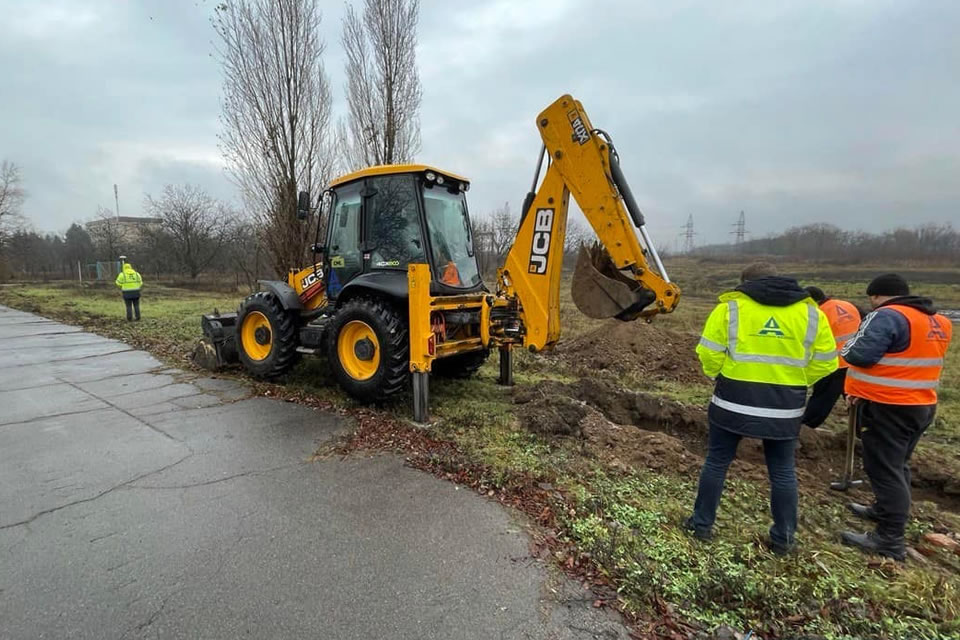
[366,175,425,269]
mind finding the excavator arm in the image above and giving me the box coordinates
[406,93,680,421]
[500,94,681,353]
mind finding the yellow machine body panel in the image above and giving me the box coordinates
[287,264,327,311]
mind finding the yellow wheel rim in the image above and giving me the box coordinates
[241,310,273,361]
[338,320,380,381]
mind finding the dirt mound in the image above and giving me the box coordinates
[580,410,702,475]
[550,320,704,383]
[575,378,707,447]
[912,449,960,498]
[515,390,587,438]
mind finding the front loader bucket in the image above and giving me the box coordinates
[193,311,239,370]
[571,244,656,321]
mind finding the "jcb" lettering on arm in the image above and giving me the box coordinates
[528,208,554,274]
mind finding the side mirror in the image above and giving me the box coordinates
[296,191,311,220]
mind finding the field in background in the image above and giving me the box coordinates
[2,260,959,639]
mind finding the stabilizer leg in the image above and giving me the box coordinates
[412,371,430,424]
[498,346,514,386]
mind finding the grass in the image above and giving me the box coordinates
[3,266,960,639]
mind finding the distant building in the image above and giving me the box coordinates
[85,216,162,245]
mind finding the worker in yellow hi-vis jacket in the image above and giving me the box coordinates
[685,262,838,555]
[114,256,143,321]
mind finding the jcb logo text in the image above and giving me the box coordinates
[567,109,590,145]
[528,208,554,274]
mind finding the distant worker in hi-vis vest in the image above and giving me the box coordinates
[114,256,144,321]
[686,262,838,555]
[840,274,952,561]
[800,286,862,428]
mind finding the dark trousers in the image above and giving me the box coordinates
[802,367,847,428]
[860,400,935,538]
[692,423,798,546]
[122,293,141,321]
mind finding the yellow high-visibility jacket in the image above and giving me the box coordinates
[115,264,143,292]
[696,288,838,439]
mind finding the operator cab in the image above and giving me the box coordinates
[312,164,484,301]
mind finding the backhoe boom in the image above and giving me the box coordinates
[500,94,681,353]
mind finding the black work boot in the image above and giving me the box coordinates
[683,517,713,542]
[765,538,794,556]
[841,530,906,562]
[847,503,879,522]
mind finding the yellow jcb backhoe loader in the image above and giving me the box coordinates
[199,94,680,420]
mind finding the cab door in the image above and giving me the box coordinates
[325,181,364,299]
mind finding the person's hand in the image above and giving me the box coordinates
[845,396,862,407]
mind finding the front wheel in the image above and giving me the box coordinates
[327,298,409,403]
[236,292,301,379]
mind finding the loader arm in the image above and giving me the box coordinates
[500,94,681,353]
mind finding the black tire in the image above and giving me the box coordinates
[327,297,409,403]
[431,349,489,379]
[236,292,301,379]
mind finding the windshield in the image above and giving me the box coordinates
[422,184,481,288]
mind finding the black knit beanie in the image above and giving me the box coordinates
[866,273,909,297]
[804,286,826,304]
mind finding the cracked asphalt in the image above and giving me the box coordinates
[0,306,630,640]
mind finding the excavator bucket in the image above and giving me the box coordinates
[571,244,656,321]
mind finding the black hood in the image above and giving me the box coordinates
[735,276,810,307]
[878,295,937,315]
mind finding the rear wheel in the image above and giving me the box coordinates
[327,297,409,403]
[236,292,301,379]
[431,349,489,379]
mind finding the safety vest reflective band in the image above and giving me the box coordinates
[710,395,805,419]
[820,299,861,368]
[845,304,952,405]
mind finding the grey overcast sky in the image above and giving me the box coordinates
[2,0,958,249]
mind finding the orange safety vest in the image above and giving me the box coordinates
[441,261,461,286]
[820,299,861,368]
[845,304,952,405]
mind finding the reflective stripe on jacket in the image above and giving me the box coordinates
[696,292,838,439]
[115,264,143,292]
[845,304,952,405]
[820,299,861,368]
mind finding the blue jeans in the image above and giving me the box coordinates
[691,423,798,546]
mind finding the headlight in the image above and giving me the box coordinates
[425,171,436,182]
[436,175,445,185]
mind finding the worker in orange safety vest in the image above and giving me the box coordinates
[800,286,862,428]
[839,274,952,561]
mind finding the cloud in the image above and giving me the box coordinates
[0,0,957,252]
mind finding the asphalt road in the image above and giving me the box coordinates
[0,305,629,640]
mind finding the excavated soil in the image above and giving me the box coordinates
[523,316,960,511]
[549,320,704,383]
[515,377,960,512]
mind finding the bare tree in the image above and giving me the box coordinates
[490,201,516,259]
[214,0,334,276]
[88,206,127,261]
[0,160,26,252]
[564,217,592,254]
[145,184,229,279]
[224,217,264,291]
[339,0,422,170]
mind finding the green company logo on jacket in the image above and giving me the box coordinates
[756,317,787,338]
